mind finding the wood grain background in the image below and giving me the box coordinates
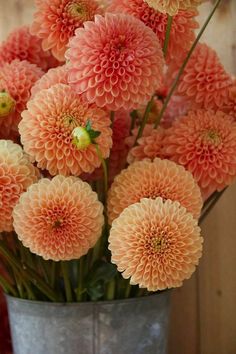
[0,1,235,353]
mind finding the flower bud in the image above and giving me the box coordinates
[72,127,91,150]
[0,91,15,118]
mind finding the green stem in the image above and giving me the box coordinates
[154,0,222,129]
[95,144,108,195]
[163,15,173,58]
[134,96,154,145]
[61,261,73,302]
[124,282,132,299]
[130,110,138,131]
[0,275,18,297]
[0,241,60,302]
[106,278,115,301]
[199,189,226,225]
[77,257,84,301]
[50,261,56,288]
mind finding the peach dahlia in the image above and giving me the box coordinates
[66,13,164,111]
[0,140,39,232]
[109,197,203,291]
[0,25,58,71]
[162,109,236,199]
[19,84,112,176]
[13,176,104,261]
[108,0,198,63]
[144,0,206,16]
[31,0,102,61]
[0,59,43,140]
[107,158,203,223]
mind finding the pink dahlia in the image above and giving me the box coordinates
[109,197,203,291]
[108,0,198,63]
[172,43,233,110]
[0,25,59,71]
[19,84,112,176]
[31,0,102,61]
[13,176,104,261]
[66,13,164,111]
[31,65,68,98]
[108,158,203,223]
[162,109,236,199]
[0,60,43,140]
[126,124,165,164]
[144,0,206,16]
[0,140,39,232]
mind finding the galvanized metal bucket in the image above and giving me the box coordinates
[6,291,170,354]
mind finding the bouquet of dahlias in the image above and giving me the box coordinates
[0,0,235,324]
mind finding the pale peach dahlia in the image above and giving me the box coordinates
[126,125,165,164]
[66,13,164,111]
[31,65,68,98]
[19,84,112,176]
[108,0,198,63]
[144,0,206,16]
[13,176,104,261]
[108,158,203,223]
[162,110,236,199]
[172,43,232,111]
[0,60,43,140]
[0,26,59,71]
[109,197,203,291]
[31,0,102,61]
[0,140,39,232]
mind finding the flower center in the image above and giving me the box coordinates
[0,91,15,118]
[67,2,88,18]
[63,114,78,129]
[53,219,63,229]
[151,237,166,252]
[145,228,168,254]
[202,130,221,145]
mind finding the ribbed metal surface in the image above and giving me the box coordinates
[6,291,170,354]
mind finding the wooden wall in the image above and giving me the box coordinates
[0,1,235,353]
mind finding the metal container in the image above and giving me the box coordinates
[6,291,170,354]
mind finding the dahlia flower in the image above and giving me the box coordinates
[109,197,203,291]
[108,0,198,63]
[31,0,102,61]
[66,13,164,111]
[0,140,39,232]
[19,84,112,176]
[0,60,43,140]
[172,43,233,110]
[144,0,206,16]
[0,25,59,71]
[13,176,104,261]
[107,158,203,223]
[126,125,165,164]
[162,109,236,199]
[31,65,68,98]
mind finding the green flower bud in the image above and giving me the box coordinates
[72,127,92,150]
[0,91,15,118]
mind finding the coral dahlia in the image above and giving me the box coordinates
[108,0,198,63]
[172,43,233,111]
[109,197,203,291]
[0,60,43,140]
[107,158,203,223]
[0,140,39,232]
[162,109,236,199]
[31,65,68,98]
[144,0,206,16]
[31,0,102,61]
[66,13,164,111]
[19,84,112,176]
[0,25,59,71]
[13,176,104,261]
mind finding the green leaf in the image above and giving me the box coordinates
[85,120,92,131]
[89,130,101,140]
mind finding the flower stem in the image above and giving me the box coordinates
[61,261,73,302]
[163,15,173,58]
[124,282,132,299]
[95,144,108,195]
[199,188,226,225]
[77,257,84,302]
[106,278,115,301]
[0,275,18,297]
[154,0,223,129]
[134,96,154,145]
